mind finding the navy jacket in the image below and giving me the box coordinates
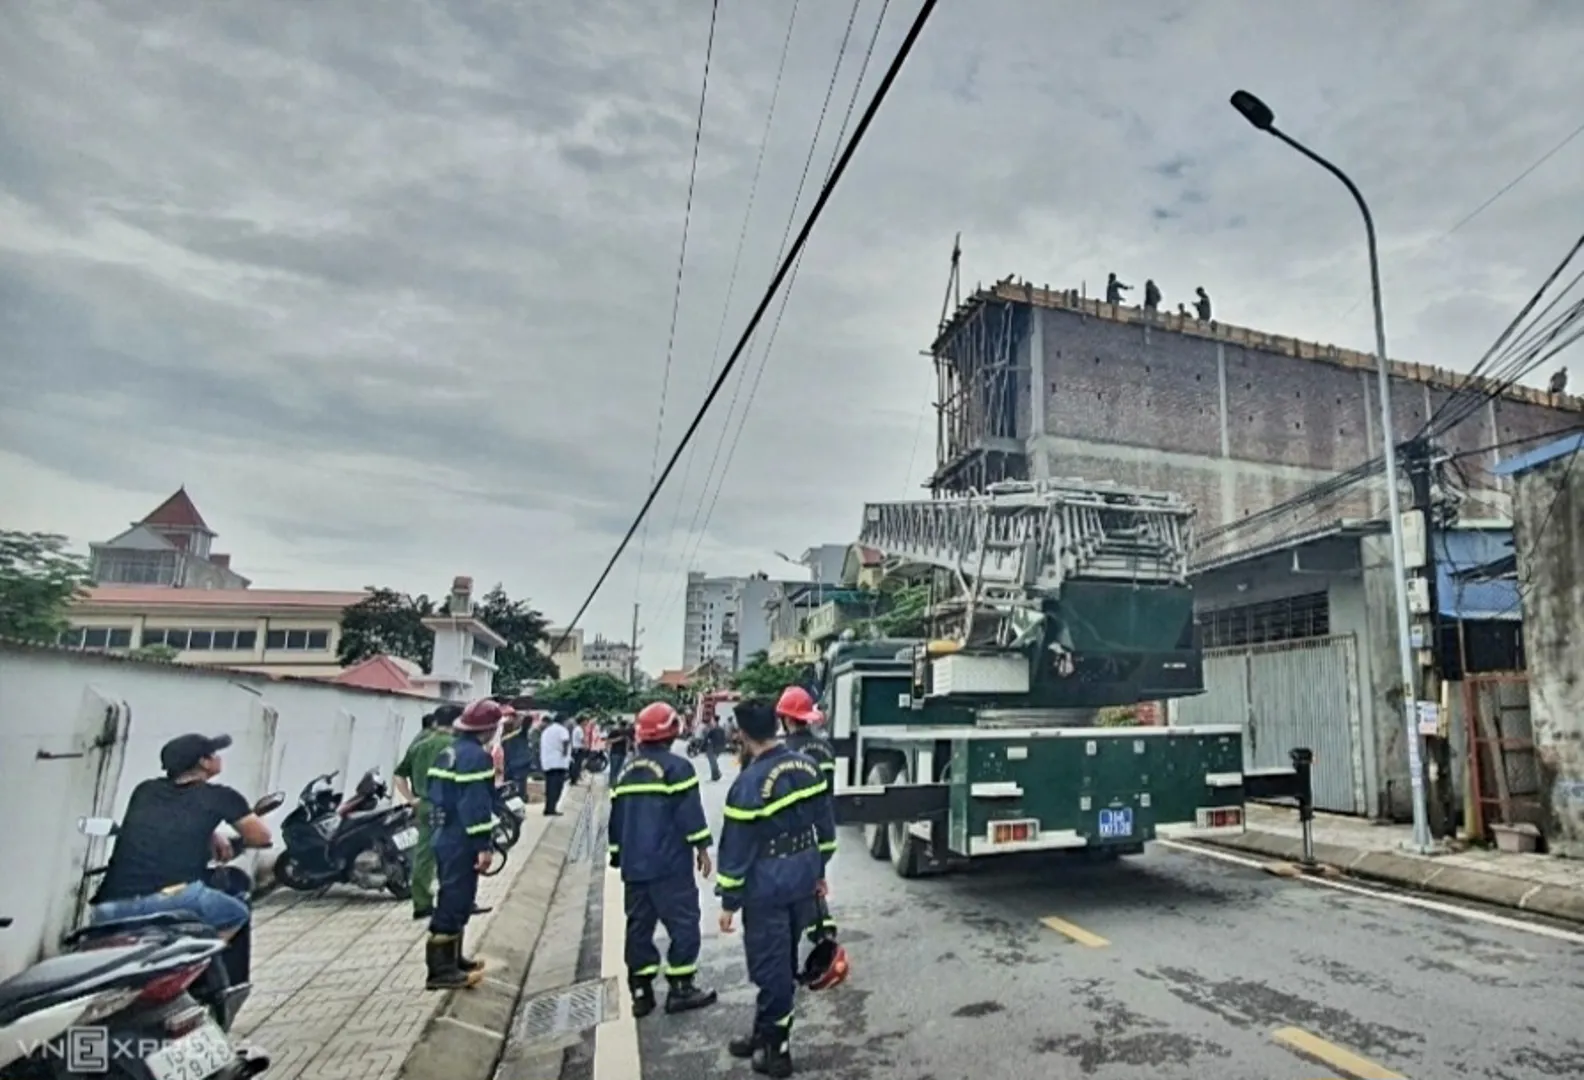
[608,746,712,883]
[500,725,536,779]
[427,736,497,853]
[715,744,836,913]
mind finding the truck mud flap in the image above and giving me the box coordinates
[834,783,950,826]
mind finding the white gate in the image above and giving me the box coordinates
[1175,634,1366,815]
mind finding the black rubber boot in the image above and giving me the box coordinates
[752,1031,793,1078]
[412,909,433,922]
[663,977,718,1014]
[727,1033,759,1060]
[629,979,656,1019]
[424,934,480,991]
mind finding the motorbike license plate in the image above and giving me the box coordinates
[144,1020,234,1080]
[392,827,419,850]
[505,796,526,815]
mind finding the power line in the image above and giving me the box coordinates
[655,0,882,627]
[633,0,722,600]
[645,0,804,617]
[552,0,939,652]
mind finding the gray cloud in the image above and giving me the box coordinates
[2,0,1581,667]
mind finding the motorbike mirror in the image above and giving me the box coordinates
[77,817,117,838]
[253,791,286,816]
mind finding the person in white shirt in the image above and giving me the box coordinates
[569,720,587,786]
[538,715,573,816]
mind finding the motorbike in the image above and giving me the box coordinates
[581,749,609,775]
[684,734,704,758]
[491,781,528,854]
[70,793,287,1036]
[273,770,415,899]
[0,916,270,1080]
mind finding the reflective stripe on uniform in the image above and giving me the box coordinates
[722,780,828,822]
[429,768,496,783]
[612,775,700,798]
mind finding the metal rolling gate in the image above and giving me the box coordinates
[1176,634,1366,815]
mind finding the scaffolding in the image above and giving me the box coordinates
[929,291,1027,497]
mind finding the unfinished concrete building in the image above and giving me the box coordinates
[930,281,1583,562]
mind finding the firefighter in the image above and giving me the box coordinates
[608,701,718,1018]
[424,697,505,990]
[716,698,837,1077]
[776,685,840,940]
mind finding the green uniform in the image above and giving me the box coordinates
[395,728,454,918]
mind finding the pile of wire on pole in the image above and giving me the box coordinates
[551,0,940,653]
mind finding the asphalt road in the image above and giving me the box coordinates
[621,759,1584,1080]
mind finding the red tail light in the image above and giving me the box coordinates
[137,963,208,1005]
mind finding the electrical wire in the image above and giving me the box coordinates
[645,0,804,619]
[551,0,939,651]
[1491,437,1581,617]
[654,0,890,627]
[633,0,722,602]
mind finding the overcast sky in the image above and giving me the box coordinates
[2,0,1580,671]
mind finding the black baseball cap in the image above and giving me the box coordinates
[161,733,233,777]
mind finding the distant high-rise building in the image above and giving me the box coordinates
[681,572,805,671]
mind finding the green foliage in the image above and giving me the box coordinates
[731,650,805,697]
[336,583,557,695]
[130,643,181,663]
[337,588,436,671]
[1096,706,1140,727]
[853,581,932,639]
[475,584,558,694]
[0,531,91,644]
[533,672,633,715]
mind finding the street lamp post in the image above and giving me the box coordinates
[1229,90,1432,853]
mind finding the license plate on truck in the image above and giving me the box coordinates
[145,1020,234,1080]
[392,827,419,850]
[1098,807,1134,838]
[989,819,1039,845]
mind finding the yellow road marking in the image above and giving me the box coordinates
[1272,1027,1404,1080]
[1039,915,1109,948]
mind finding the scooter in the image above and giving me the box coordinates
[0,917,269,1080]
[273,771,415,899]
[70,792,287,1035]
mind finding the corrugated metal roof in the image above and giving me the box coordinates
[1491,431,1584,477]
[1435,529,1520,622]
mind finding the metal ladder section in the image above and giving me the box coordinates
[859,479,1195,592]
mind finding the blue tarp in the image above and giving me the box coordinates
[1434,529,1520,622]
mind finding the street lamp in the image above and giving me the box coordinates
[1229,90,1432,853]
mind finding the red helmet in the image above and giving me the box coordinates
[799,936,849,991]
[635,702,681,743]
[455,698,511,733]
[775,686,823,726]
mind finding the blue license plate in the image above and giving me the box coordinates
[1097,807,1133,838]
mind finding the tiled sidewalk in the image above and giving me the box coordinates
[238,813,553,1080]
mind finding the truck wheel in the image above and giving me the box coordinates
[862,761,894,861]
[886,762,922,880]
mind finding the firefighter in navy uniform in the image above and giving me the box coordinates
[608,701,719,1018]
[423,697,503,990]
[776,685,840,944]
[716,698,845,1077]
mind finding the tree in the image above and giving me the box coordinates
[0,531,91,644]
[337,588,436,671]
[130,643,180,663]
[475,584,558,694]
[731,650,806,698]
[533,672,634,715]
[853,580,932,639]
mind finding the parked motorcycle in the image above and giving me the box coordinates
[492,781,528,853]
[273,770,415,899]
[0,916,269,1080]
[581,750,609,775]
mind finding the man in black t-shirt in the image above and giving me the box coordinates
[92,733,274,939]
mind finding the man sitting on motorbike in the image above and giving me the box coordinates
[91,733,274,944]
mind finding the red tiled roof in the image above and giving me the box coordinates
[657,668,691,688]
[141,487,213,533]
[334,655,422,693]
[80,587,370,610]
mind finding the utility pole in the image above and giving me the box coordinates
[1404,439,1456,838]
[627,602,640,687]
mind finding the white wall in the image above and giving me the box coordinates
[0,643,431,980]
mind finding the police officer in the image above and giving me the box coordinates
[716,698,837,1077]
[424,697,505,990]
[393,703,462,922]
[609,701,718,1018]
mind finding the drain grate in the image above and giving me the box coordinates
[565,796,599,863]
[514,977,615,1042]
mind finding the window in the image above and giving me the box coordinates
[266,629,330,652]
[1198,592,1330,649]
[142,628,257,651]
[472,636,494,659]
[57,627,132,650]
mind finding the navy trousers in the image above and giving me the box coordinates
[429,836,479,936]
[742,897,820,1039]
[623,872,703,984]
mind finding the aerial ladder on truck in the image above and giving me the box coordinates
[817,479,1317,879]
